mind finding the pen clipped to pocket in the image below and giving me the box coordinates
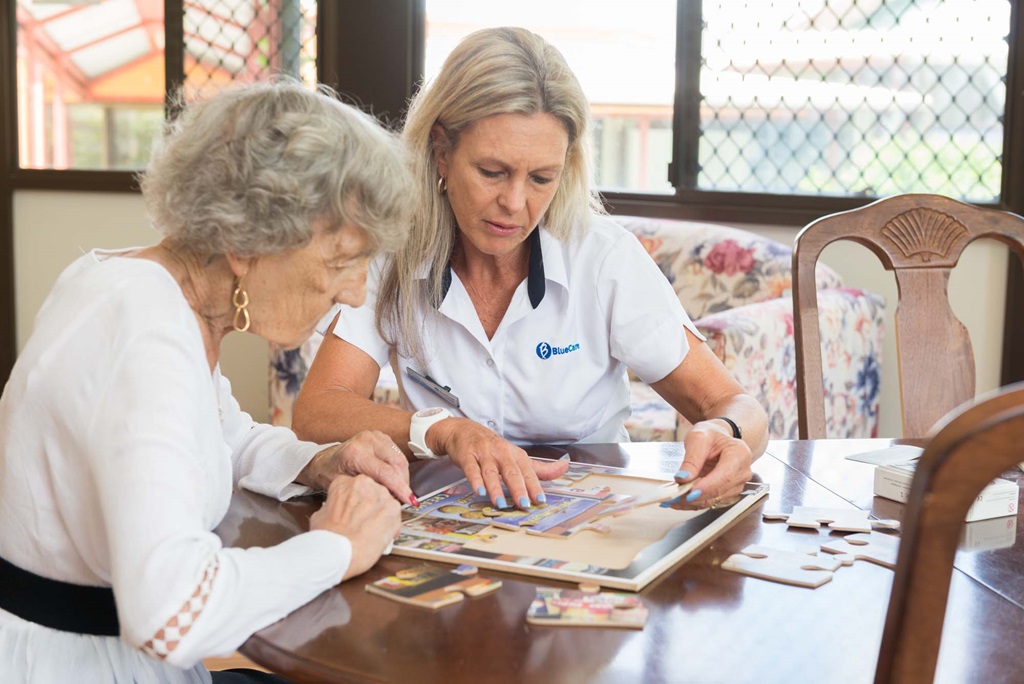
[405,367,460,408]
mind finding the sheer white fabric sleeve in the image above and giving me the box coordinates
[216,370,325,500]
[87,320,351,668]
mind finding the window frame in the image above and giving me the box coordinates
[1,0,1022,385]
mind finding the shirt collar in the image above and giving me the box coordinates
[435,228,564,309]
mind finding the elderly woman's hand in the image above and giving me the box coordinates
[310,474,402,580]
[428,417,569,510]
[299,430,414,506]
[663,421,754,510]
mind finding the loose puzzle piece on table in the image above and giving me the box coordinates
[541,483,615,499]
[763,506,900,533]
[721,544,844,588]
[820,531,900,568]
[526,586,648,628]
[364,564,501,610]
[586,482,692,523]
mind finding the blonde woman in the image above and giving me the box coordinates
[295,28,768,513]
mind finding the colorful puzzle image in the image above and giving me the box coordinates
[411,478,673,538]
[365,564,501,610]
[402,515,489,540]
[526,587,648,628]
[391,460,770,591]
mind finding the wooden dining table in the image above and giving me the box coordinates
[214,439,1024,684]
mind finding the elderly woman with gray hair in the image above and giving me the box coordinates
[0,81,412,683]
[295,28,769,517]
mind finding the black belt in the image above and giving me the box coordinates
[0,553,120,636]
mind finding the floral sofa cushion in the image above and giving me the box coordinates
[270,216,885,442]
[615,216,843,319]
[684,288,884,440]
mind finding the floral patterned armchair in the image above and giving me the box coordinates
[270,216,885,441]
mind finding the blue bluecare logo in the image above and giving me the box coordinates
[536,341,580,360]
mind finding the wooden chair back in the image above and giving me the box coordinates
[793,193,1024,438]
[875,381,1024,684]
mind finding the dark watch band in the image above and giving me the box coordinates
[714,416,742,440]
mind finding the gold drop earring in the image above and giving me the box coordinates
[232,276,251,332]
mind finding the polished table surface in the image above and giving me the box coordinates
[214,440,1024,684]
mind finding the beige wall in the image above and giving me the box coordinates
[12,190,1009,436]
[12,190,272,422]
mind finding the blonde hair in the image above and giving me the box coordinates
[141,79,412,258]
[378,27,602,362]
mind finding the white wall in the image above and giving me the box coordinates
[12,190,272,422]
[12,191,1010,437]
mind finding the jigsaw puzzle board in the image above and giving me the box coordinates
[393,461,769,591]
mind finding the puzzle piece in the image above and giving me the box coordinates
[542,484,614,500]
[526,587,648,628]
[365,564,501,610]
[588,482,692,523]
[820,531,900,568]
[721,544,843,588]
[763,506,900,533]
[559,467,593,482]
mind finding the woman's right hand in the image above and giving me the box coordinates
[428,417,569,510]
[310,474,402,581]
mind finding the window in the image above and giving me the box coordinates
[424,0,1013,205]
[424,0,677,194]
[698,0,1009,202]
[183,0,318,93]
[14,0,318,171]
[16,0,165,170]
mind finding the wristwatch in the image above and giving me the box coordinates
[408,407,453,460]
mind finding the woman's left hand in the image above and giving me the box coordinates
[300,430,414,506]
[663,421,754,510]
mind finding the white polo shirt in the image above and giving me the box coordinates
[327,213,701,445]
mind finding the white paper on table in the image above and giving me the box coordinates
[844,444,924,466]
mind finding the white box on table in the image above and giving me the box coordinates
[873,461,1019,522]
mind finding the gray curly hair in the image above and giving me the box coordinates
[140,79,412,258]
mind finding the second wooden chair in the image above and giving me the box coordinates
[875,381,1024,683]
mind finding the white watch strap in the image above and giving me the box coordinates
[408,408,451,460]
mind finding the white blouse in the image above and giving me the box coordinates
[0,251,351,683]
